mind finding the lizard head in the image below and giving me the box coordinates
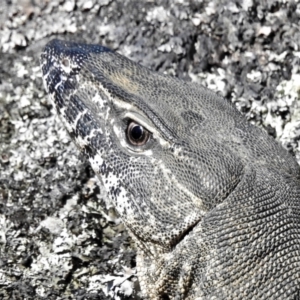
[41,40,272,253]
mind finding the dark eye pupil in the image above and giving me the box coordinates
[131,125,144,140]
[126,121,150,146]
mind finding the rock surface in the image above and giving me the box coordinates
[0,0,300,299]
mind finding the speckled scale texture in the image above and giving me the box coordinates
[42,39,300,300]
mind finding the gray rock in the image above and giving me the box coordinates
[1,0,299,299]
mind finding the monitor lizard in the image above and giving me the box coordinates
[41,39,300,300]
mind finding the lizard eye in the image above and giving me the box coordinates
[126,121,150,146]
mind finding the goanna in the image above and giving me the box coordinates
[41,39,300,300]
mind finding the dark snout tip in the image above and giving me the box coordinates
[41,39,113,87]
[42,39,112,60]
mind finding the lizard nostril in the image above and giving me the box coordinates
[62,58,69,67]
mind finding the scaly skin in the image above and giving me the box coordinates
[41,39,300,300]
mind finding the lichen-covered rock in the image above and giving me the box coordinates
[1,0,300,299]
